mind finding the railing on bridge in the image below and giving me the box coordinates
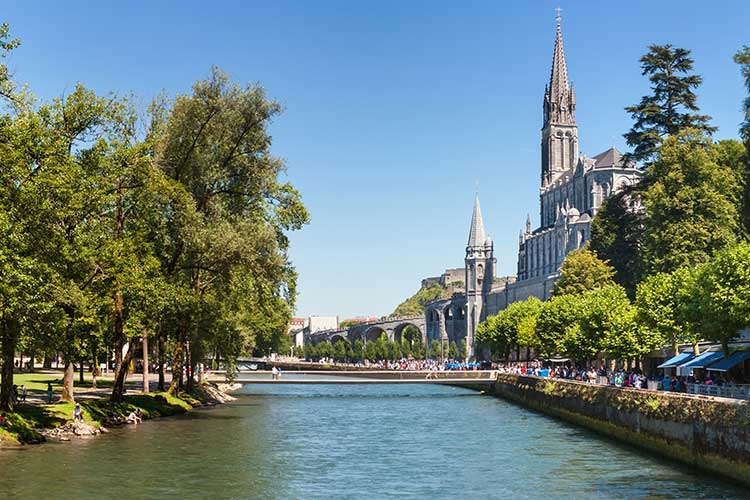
[686,383,750,400]
[207,369,498,385]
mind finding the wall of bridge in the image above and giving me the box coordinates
[307,317,427,346]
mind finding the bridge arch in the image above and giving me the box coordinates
[364,326,387,342]
[393,322,426,345]
[330,333,348,344]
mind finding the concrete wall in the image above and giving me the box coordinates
[486,374,750,486]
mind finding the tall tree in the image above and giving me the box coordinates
[552,245,615,297]
[589,188,644,296]
[151,68,308,392]
[641,130,744,275]
[734,46,750,236]
[624,44,716,164]
[695,243,750,355]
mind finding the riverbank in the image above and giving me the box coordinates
[478,373,750,487]
[0,382,240,448]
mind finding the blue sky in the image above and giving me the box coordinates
[5,1,750,319]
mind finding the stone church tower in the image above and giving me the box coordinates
[541,13,578,191]
[465,195,494,360]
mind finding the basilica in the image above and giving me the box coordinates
[424,16,643,359]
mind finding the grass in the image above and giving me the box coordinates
[0,391,199,446]
[1,371,116,393]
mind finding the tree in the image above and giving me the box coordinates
[477,297,541,359]
[552,246,615,297]
[636,269,701,355]
[429,339,441,360]
[448,341,458,360]
[624,44,715,164]
[695,243,750,355]
[458,339,467,360]
[352,339,364,362]
[641,131,744,275]
[535,294,584,358]
[590,188,645,296]
[152,68,309,392]
[332,340,347,362]
[734,46,750,235]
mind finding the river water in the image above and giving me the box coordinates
[0,380,748,499]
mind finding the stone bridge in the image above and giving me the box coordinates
[307,316,426,346]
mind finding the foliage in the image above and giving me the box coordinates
[391,285,451,318]
[641,131,744,275]
[733,47,750,236]
[552,245,615,297]
[635,268,702,353]
[590,188,645,296]
[694,243,750,354]
[477,297,542,358]
[624,44,715,164]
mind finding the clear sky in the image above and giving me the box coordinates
[5,1,750,319]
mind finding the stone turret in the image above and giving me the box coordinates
[465,195,494,361]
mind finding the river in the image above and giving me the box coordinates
[0,379,747,499]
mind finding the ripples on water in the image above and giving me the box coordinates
[0,380,747,500]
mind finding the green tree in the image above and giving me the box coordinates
[590,188,644,296]
[352,339,364,362]
[635,267,702,355]
[734,46,750,235]
[429,339,441,360]
[458,339,467,360]
[333,340,347,362]
[152,68,309,392]
[552,246,615,297]
[624,44,715,164]
[448,341,458,360]
[641,131,743,275]
[695,243,750,355]
[535,294,584,358]
[477,297,542,359]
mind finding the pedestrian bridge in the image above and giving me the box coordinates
[208,370,497,387]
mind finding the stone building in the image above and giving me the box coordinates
[425,15,642,358]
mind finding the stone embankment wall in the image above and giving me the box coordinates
[487,374,750,486]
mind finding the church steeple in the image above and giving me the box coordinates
[541,9,579,189]
[544,11,576,127]
[467,194,486,248]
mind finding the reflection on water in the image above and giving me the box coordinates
[0,381,747,500]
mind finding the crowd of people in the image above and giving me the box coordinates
[496,362,651,389]
[306,357,485,371]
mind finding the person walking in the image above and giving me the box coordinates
[46,382,53,403]
[20,385,27,403]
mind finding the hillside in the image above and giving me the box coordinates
[390,285,453,317]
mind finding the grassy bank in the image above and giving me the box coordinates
[0,391,202,447]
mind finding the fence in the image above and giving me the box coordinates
[686,383,750,400]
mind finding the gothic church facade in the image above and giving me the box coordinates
[425,16,642,359]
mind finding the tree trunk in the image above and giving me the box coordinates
[111,345,135,403]
[60,360,75,403]
[168,326,185,394]
[0,318,19,412]
[142,331,149,394]
[157,331,165,392]
[43,355,53,369]
[185,339,194,393]
[79,358,85,384]
[92,353,99,389]
[28,349,35,372]
[693,342,700,355]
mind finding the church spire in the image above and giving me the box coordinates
[467,195,486,247]
[544,9,576,126]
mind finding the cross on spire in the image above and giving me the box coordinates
[555,6,562,28]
